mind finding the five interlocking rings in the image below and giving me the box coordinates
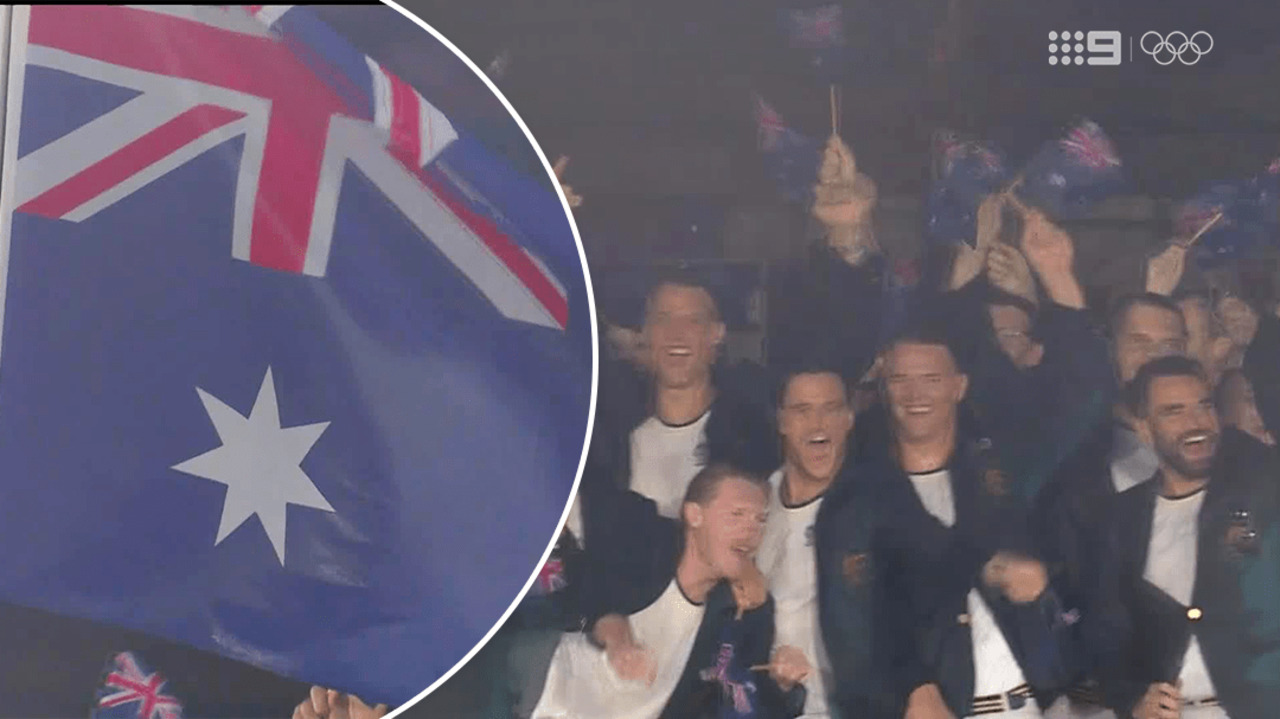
[1140,31,1213,66]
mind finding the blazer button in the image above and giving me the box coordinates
[957,613,971,625]
[1187,607,1203,621]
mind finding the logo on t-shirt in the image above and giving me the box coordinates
[700,642,758,716]
[804,524,815,547]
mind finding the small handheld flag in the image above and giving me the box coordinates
[753,93,821,204]
[1015,118,1125,220]
[92,652,184,719]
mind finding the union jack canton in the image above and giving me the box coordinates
[92,652,184,719]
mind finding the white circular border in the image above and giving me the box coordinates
[370,1,601,714]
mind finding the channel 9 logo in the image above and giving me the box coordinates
[1048,31,1122,66]
[1048,31,1212,66]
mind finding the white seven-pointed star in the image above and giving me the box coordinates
[172,367,334,565]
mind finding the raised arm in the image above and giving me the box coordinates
[770,134,884,382]
[1011,205,1114,495]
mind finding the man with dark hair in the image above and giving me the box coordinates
[1027,291,1192,719]
[476,269,778,719]
[1103,292,1191,489]
[756,359,855,719]
[530,463,805,719]
[1087,356,1280,719]
[1038,291,1188,577]
[818,328,1075,719]
[986,289,1044,372]
[572,269,776,545]
[1108,293,1189,384]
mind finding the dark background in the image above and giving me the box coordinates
[393,0,1280,270]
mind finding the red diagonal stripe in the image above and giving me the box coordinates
[420,171,569,329]
[19,104,245,218]
[30,6,298,100]
[388,73,422,168]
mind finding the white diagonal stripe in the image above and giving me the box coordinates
[19,45,271,227]
[417,90,457,167]
[253,6,295,29]
[365,56,391,133]
[314,116,560,328]
[14,93,188,208]
[64,116,252,222]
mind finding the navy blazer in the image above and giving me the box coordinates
[877,434,1075,716]
[574,487,805,719]
[813,458,915,719]
[817,436,1077,719]
[1087,452,1280,719]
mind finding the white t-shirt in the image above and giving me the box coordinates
[1111,426,1159,494]
[563,410,710,544]
[756,469,831,718]
[907,469,1029,696]
[1144,491,1221,706]
[629,412,712,519]
[532,579,706,719]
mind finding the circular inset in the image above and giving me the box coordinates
[1074,31,1084,41]
[1075,43,1084,53]
[1049,43,1058,53]
[1049,55,1059,65]
[1074,55,1085,65]
[0,3,597,712]
[1049,31,1058,41]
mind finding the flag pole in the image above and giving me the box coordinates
[0,5,13,203]
[0,4,17,367]
[829,84,838,137]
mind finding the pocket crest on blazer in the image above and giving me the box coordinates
[842,551,872,588]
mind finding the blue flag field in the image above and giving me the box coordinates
[0,5,594,704]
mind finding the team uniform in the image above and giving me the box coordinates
[757,469,834,718]
[533,494,804,719]
[906,467,1042,719]
[533,580,706,719]
[566,411,710,543]
[1143,491,1225,718]
[1088,458,1280,719]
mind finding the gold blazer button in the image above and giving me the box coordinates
[1187,607,1203,621]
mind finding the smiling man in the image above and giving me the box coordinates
[854,327,1076,719]
[1087,356,1280,719]
[571,270,776,547]
[531,464,805,719]
[755,361,856,719]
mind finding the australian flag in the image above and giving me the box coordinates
[0,5,591,705]
[92,652,184,719]
[1015,118,1125,220]
[1177,158,1280,268]
[754,93,820,204]
[926,130,1009,248]
[779,4,848,83]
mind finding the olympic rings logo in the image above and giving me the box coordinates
[1140,31,1213,65]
